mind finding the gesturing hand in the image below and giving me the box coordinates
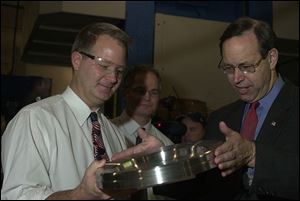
[214,121,256,177]
[111,128,163,162]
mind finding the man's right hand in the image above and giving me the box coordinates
[75,159,111,199]
[111,128,163,162]
[47,159,111,200]
[214,121,256,177]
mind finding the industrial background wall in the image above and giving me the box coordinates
[1,1,298,121]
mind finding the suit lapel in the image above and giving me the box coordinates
[232,104,245,132]
[256,83,293,143]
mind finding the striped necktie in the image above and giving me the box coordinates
[90,112,108,160]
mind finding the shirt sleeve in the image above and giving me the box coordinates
[1,108,54,200]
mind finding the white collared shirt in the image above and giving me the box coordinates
[1,86,127,200]
[111,111,173,147]
[111,111,174,200]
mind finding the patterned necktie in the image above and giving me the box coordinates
[135,127,145,145]
[90,112,108,161]
[241,102,260,140]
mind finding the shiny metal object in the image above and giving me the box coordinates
[97,140,222,190]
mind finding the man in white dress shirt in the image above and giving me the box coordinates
[112,65,173,147]
[111,65,173,199]
[1,23,162,200]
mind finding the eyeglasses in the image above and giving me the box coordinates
[131,87,160,97]
[78,51,126,79]
[218,57,265,74]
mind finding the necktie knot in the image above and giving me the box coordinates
[90,112,98,122]
[250,101,260,110]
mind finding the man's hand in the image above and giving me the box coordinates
[75,160,137,200]
[47,160,111,200]
[111,128,163,162]
[214,121,256,177]
[75,159,111,199]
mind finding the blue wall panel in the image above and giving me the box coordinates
[125,1,155,67]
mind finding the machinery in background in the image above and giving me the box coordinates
[153,116,186,144]
[153,96,207,144]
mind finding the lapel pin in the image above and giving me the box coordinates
[271,121,276,126]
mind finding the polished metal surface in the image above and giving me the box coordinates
[97,140,222,190]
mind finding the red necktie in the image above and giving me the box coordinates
[241,102,260,140]
[90,112,108,161]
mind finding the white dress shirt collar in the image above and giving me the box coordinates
[119,110,151,135]
[62,86,97,126]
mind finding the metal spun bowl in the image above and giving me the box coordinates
[97,140,222,190]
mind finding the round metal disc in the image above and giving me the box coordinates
[97,140,222,190]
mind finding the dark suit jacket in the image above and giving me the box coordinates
[204,81,299,200]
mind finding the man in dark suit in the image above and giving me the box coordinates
[204,16,299,200]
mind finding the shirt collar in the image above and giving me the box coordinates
[258,75,285,110]
[62,86,95,126]
[119,111,152,135]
